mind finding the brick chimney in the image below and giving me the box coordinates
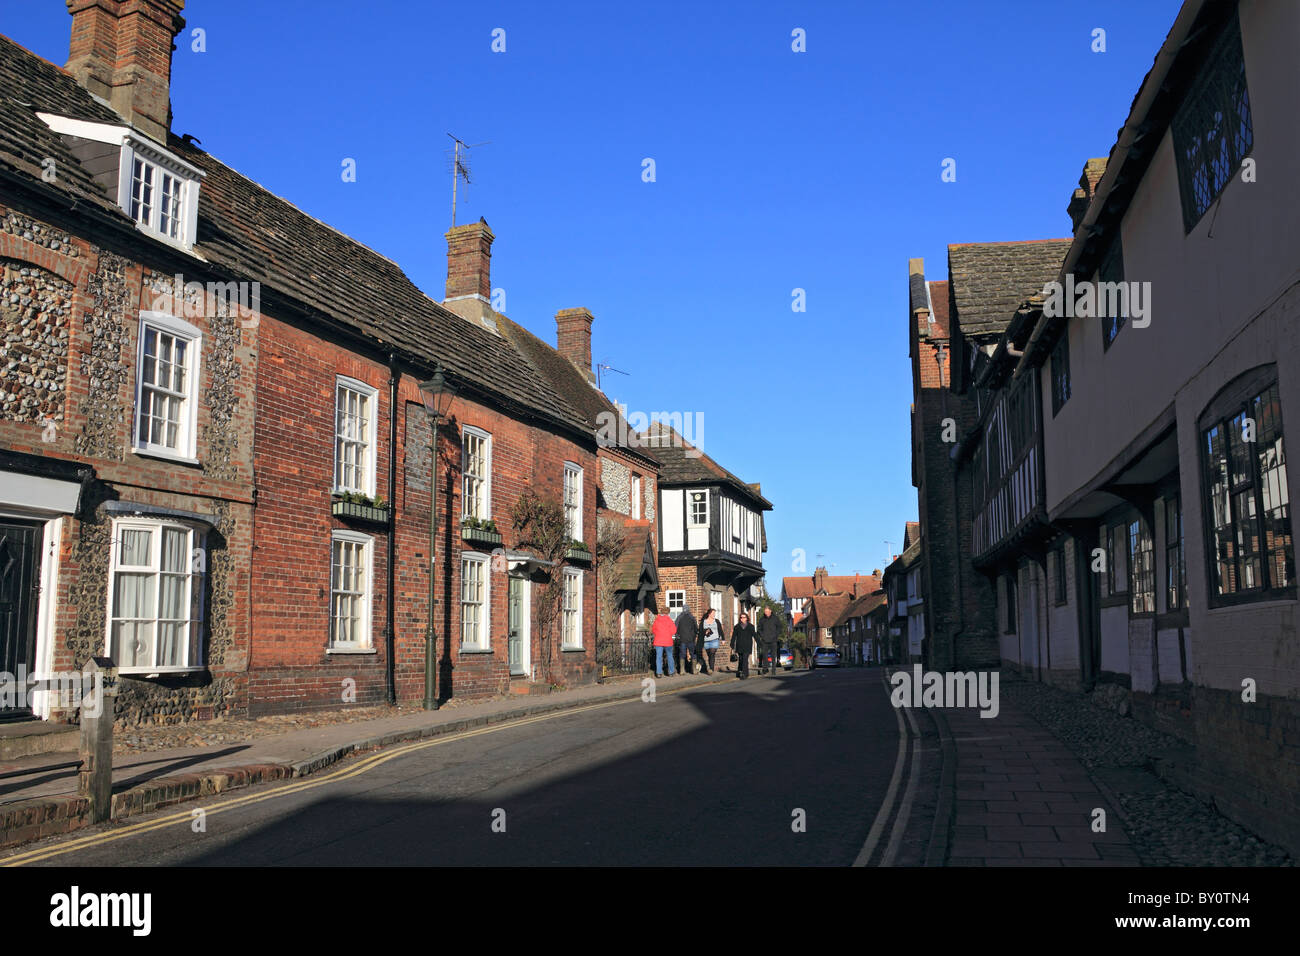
[555,308,594,383]
[853,573,861,598]
[443,219,497,329]
[812,566,828,593]
[1067,158,1108,234]
[65,0,186,144]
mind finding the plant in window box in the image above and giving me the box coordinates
[460,516,503,545]
[331,490,390,524]
[565,539,592,564]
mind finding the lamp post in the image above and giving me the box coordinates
[419,366,456,710]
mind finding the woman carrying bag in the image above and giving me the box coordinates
[700,607,723,675]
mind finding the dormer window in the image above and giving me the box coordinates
[119,138,200,247]
[36,114,203,252]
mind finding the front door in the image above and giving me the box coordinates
[508,575,529,676]
[0,521,43,720]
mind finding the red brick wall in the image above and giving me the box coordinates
[911,311,999,671]
[249,315,599,714]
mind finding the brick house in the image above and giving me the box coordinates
[780,566,879,626]
[0,2,259,723]
[646,424,770,642]
[880,522,923,662]
[906,241,1069,672]
[491,302,662,671]
[0,0,604,721]
[830,591,887,665]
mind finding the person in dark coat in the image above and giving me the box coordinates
[731,612,756,678]
[756,605,782,676]
[674,607,698,674]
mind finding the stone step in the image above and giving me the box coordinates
[0,720,78,759]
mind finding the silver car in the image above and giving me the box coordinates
[811,647,842,668]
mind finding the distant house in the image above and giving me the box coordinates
[781,566,881,634]
[644,424,771,636]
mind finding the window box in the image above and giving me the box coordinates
[461,523,503,547]
[331,498,390,525]
[565,544,592,565]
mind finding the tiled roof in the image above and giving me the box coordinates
[835,592,886,627]
[641,423,772,510]
[946,239,1072,338]
[609,524,656,592]
[493,313,658,468]
[0,33,589,439]
[904,521,921,550]
[804,593,851,630]
[925,280,950,338]
[782,573,880,599]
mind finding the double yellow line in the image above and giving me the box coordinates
[3,691,672,866]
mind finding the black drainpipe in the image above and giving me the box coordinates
[385,353,399,705]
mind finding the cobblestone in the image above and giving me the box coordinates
[1000,675,1292,867]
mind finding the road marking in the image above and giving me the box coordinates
[881,699,921,866]
[3,685,717,866]
[854,670,908,866]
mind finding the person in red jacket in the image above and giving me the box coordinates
[651,609,677,677]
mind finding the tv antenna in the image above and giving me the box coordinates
[447,133,491,227]
[596,361,628,390]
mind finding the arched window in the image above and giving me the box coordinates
[1198,365,1293,605]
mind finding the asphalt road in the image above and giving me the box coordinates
[11,667,911,866]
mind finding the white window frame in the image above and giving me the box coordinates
[461,426,493,521]
[564,462,584,542]
[561,568,584,649]
[133,310,201,463]
[329,530,374,650]
[334,376,378,496]
[667,589,686,619]
[117,138,202,250]
[631,473,642,520]
[688,488,709,528]
[709,590,723,618]
[460,552,491,650]
[105,517,205,674]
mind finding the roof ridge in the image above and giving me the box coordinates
[171,139,405,271]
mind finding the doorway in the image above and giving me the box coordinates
[0,520,44,720]
[508,574,531,677]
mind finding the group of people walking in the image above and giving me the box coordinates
[650,603,783,680]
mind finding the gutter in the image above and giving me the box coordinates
[1013,0,1207,379]
[385,353,399,705]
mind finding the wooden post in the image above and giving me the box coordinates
[77,657,117,823]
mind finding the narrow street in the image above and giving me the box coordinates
[8,669,922,867]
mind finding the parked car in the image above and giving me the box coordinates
[778,647,794,670]
[811,647,841,669]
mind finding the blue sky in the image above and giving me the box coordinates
[6,0,1183,585]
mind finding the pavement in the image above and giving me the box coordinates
[936,702,1136,866]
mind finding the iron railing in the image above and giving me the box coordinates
[596,633,654,675]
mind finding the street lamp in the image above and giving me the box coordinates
[419,366,457,710]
